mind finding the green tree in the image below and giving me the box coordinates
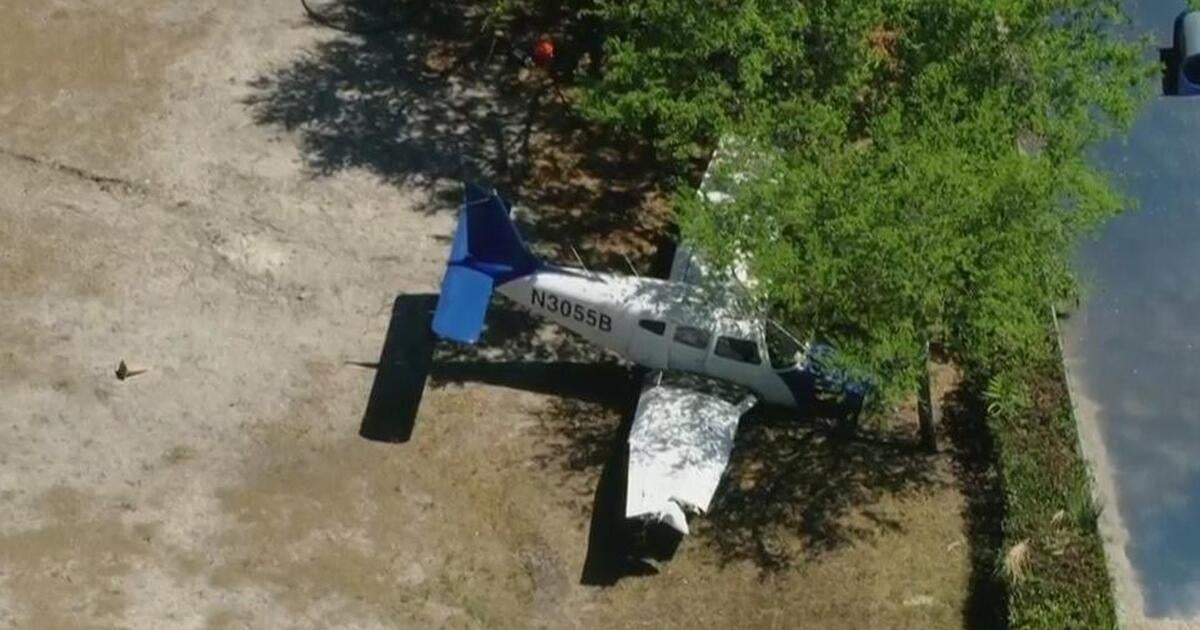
[578,0,1153,400]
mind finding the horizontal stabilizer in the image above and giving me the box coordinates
[432,265,494,343]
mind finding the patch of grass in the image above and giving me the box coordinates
[984,351,1117,629]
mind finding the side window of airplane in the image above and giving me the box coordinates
[638,320,667,335]
[673,326,711,350]
[714,336,761,364]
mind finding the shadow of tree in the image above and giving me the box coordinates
[245,0,670,249]
[700,411,943,571]
[297,0,411,34]
[944,377,1010,629]
[245,16,534,196]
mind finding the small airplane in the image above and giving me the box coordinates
[431,179,871,538]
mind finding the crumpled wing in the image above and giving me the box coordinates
[625,381,755,535]
[670,135,772,291]
[669,239,758,300]
[668,242,710,286]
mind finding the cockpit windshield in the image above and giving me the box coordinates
[765,320,806,370]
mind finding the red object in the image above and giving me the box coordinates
[532,38,555,67]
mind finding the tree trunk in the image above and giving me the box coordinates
[917,340,939,453]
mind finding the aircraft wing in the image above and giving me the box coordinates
[670,136,768,293]
[625,372,756,535]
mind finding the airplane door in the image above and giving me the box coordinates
[667,324,712,374]
[626,319,669,370]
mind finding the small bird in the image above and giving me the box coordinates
[115,360,148,381]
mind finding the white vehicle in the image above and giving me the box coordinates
[432,184,871,537]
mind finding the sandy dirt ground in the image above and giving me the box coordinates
[0,2,975,628]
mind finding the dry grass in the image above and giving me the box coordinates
[1001,540,1032,585]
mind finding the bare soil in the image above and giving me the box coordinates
[0,2,976,628]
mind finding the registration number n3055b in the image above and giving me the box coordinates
[531,289,612,332]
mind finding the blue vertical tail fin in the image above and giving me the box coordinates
[431,185,540,343]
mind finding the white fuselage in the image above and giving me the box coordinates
[495,267,797,407]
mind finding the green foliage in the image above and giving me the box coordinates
[577,0,1154,401]
[985,370,1031,419]
[987,360,1117,629]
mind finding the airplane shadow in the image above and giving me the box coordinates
[354,292,674,584]
[357,293,438,443]
[353,293,619,442]
[574,368,685,586]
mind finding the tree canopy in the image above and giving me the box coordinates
[575,0,1153,399]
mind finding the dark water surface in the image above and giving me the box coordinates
[1063,0,1200,618]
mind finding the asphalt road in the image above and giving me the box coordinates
[1063,1,1200,626]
